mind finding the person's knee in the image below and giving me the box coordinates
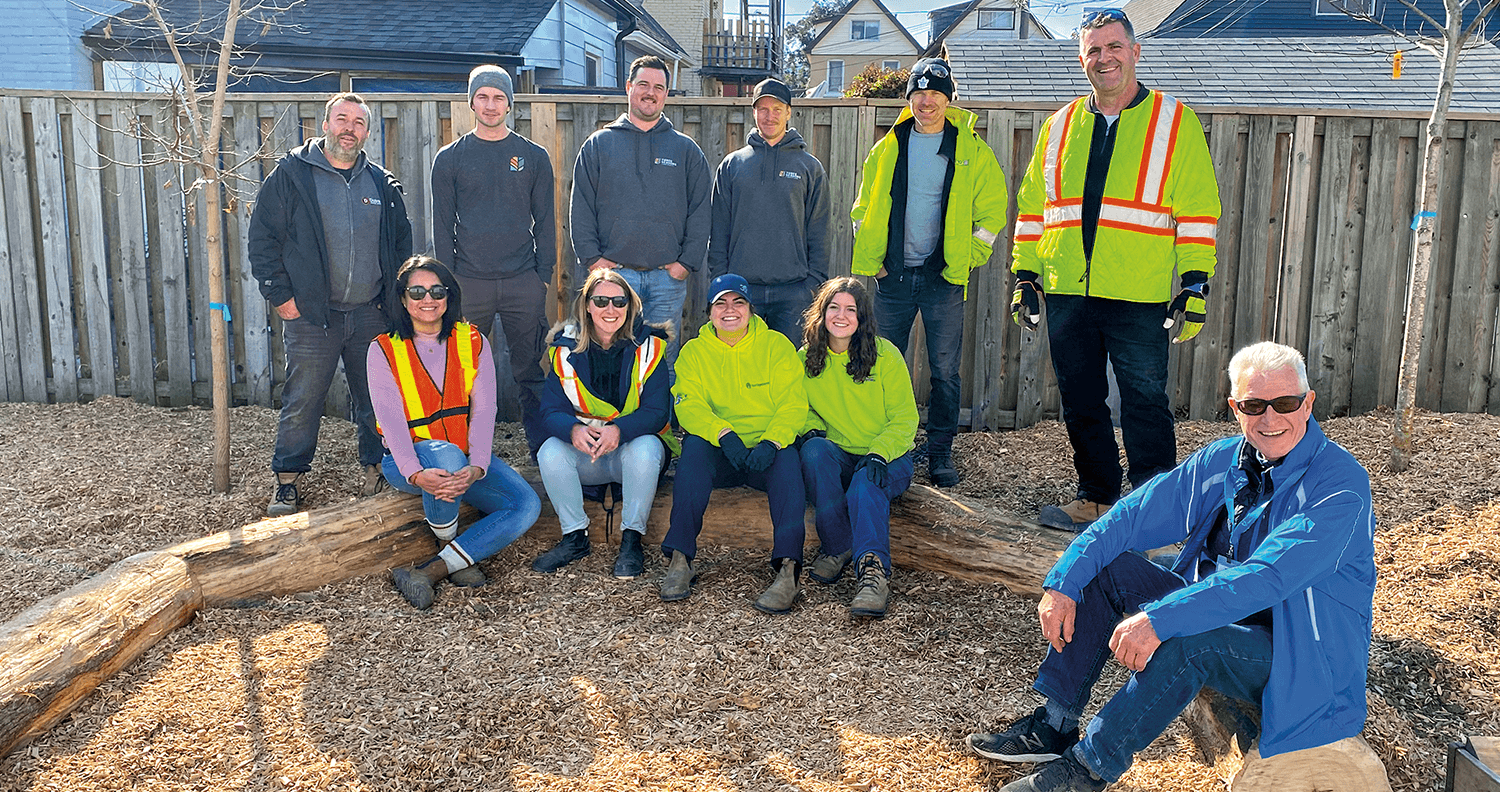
[620,435,666,471]
[800,436,837,469]
[415,440,470,472]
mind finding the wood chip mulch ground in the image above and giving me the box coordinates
[1,397,1496,791]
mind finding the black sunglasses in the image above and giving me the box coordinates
[1233,394,1307,416]
[1083,8,1129,25]
[589,295,630,308]
[404,284,449,301]
[914,62,950,79]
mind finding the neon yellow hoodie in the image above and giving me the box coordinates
[673,314,807,448]
[800,337,918,463]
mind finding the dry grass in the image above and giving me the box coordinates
[0,397,1496,791]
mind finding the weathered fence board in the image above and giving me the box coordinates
[0,91,1497,429]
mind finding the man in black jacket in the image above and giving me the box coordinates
[249,92,414,516]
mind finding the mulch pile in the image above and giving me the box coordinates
[1,397,1496,791]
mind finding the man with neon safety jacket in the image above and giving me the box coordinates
[1011,10,1222,532]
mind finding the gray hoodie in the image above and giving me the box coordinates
[708,128,830,287]
[301,142,384,308]
[569,114,711,272]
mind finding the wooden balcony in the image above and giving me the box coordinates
[700,18,779,79]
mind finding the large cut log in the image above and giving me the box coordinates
[0,472,1069,758]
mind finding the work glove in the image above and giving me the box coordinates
[792,429,826,450]
[719,432,751,470]
[855,454,889,489]
[744,440,778,472]
[1164,274,1210,344]
[1011,271,1043,330]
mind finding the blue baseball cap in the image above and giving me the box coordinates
[707,273,752,305]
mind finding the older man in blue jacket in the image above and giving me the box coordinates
[968,341,1376,792]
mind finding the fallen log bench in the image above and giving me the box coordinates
[1184,688,1392,791]
[0,474,1072,758]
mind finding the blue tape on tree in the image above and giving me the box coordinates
[1411,210,1436,230]
[210,302,232,322]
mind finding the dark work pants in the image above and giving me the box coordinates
[1045,294,1175,505]
[273,303,386,472]
[662,433,806,565]
[457,271,548,455]
[747,280,816,344]
[874,267,965,454]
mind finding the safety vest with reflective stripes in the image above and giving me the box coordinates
[374,322,484,454]
[1012,90,1221,303]
[550,334,681,457]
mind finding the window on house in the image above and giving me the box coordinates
[850,19,880,39]
[979,9,1017,29]
[828,60,845,91]
[1315,0,1372,14]
[585,52,601,87]
[883,59,901,71]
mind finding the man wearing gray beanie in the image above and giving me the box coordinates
[431,64,555,459]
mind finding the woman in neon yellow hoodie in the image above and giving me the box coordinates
[798,278,919,618]
[659,274,809,614]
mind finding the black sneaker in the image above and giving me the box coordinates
[967,706,1079,763]
[613,530,645,579]
[532,530,591,573]
[928,453,959,488]
[997,751,1106,792]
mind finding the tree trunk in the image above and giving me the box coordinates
[0,478,1070,757]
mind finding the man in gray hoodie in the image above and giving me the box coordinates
[709,78,830,341]
[570,55,711,362]
[249,92,413,516]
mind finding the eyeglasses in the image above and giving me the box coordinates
[913,62,950,79]
[1233,394,1307,416]
[1082,8,1129,25]
[589,295,629,308]
[404,284,449,301]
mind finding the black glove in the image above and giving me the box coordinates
[1011,270,1043,330]
[793,429,827,450]
[719,432,750,470]
[855,454,889,489]
[744,440,778,472]
[1164,272,1210,344]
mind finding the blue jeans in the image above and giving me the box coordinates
[662,433,805,564]
[874,267,964,453]
[616,267,689,364]
[1033,552,1272,783]
[273,303,387,471]
[747,280,816,344]
[800,438,913,573]
[1045,294,1175,505]
[536,434,665,535]
[381,440,542,569]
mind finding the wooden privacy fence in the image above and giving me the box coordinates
[1,90,1498,430]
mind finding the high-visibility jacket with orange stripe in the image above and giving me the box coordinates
[1012,90,1221,303]
[374,322,484,454]
[549,330,681,457]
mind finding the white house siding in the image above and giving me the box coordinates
[521,0,621,88]
[808,0,918,93]
[0,0,96,89]
[943,2,1030,43]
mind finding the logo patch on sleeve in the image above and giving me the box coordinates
[510,156,525,172]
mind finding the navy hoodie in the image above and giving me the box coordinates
[708,128,830,287]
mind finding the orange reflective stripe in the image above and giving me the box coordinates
[1042,98,1085,204]
[375,323,480,454]
[1136,93,1182,206]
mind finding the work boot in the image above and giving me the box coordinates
[532,530,591,573]
[659,550,696,601]
[1037,499,1109,533]
[806,549,853,584]
[447,564,487,587]
[849,553,890,618]
[361,464,387,497]
[613,530,646,579]
[928,452,959,488]
[753,559,801,614]
[267,472,302,517]
[391,559,446,610]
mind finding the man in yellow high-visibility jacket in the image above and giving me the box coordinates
[1011,10,1221,533]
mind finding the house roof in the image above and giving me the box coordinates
[923,0,1054,54]
[1121,0,1185,36]
[615,0,689,58]
[807,0,923,52]
[949,36,1500,113]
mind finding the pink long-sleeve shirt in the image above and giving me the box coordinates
[367,329,498,483]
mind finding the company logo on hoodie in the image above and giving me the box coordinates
[779,171,802,180]
[654,157,678,167]
[510,156,525,172]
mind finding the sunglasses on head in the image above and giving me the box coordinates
[589,295,630,309]
[1083,8,1129,25]
[1233,394,1307,416]
[914,62,950,79]
[404,284,449,301]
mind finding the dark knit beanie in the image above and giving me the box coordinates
[906,58,956,100]
[751,78,793,107]
[468,65,514,107]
